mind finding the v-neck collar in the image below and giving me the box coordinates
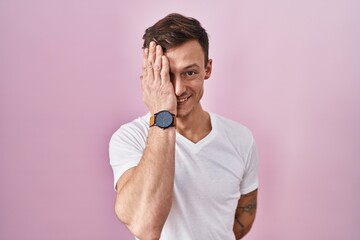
[176,113,217,152]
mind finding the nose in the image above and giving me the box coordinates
[172,76,186,97]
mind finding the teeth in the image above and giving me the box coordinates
[177,97,189,103]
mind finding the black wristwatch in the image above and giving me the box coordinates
[149,110,176,129]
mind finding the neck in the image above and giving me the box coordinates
[176,105,212,143]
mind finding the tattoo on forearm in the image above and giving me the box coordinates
[237,199,257,215]
[235,217,245,228]
[235,216,246,238]
[234,190,258,239]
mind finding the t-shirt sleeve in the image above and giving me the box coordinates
[109,124,146,190]
[239,139,259,194]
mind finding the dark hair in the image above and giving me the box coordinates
[142,13,209,66]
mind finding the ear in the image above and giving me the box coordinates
[204,59,213,80]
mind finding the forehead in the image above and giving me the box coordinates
[164,40,205,70]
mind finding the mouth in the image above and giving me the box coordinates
[177,95,191,104]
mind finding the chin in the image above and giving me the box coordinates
[176,108,190,119]
[176,111,187,119]
[176,105,196,119]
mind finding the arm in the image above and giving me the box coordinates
[114,42,177,240]
[233,189,258,239]
[115,127,175,240]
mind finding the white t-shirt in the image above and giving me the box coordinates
[109,112,259,240]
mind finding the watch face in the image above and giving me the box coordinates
[156,111,174,128]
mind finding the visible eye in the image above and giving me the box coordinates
[184,71,197,78]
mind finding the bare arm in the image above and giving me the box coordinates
[114,42,177,240]
[115,127,175,240]
[233,189,258,239]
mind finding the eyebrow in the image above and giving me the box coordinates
[183,64,200,70]
[169,63,201,75]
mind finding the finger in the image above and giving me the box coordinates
[153,45,163,81]
[147,41,156,68]
[160,55,170,85]
[142,48,149,78]
[146,41,156,80]
[142,48,149,70]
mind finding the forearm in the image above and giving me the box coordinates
[234,217,254,239]
[233,189,258,239]
[115,126,176,239]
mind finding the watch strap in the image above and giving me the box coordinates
[149,114,155,126]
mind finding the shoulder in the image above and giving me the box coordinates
[211,113,254,142]
[110,113,150,147]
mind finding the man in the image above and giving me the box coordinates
[110,13,259,240]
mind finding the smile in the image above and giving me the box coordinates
[177,96,191,103]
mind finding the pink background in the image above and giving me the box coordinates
[1,0,359,239]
